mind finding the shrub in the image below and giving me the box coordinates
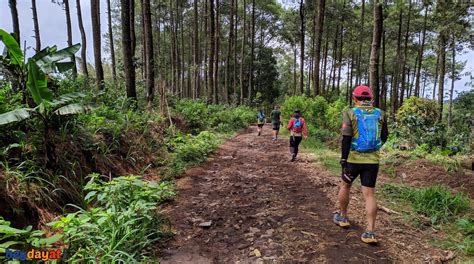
[0,216,62,253]
[397,96,439,126]
[207,104,255,132]
[49,175,175,262]
[311,96,328,128]
[174,99,208,132]
[395,96,445,147]
[325,98,347,132]
[280,95,315,123]
[173,99,255,134]
[167,131,220,176]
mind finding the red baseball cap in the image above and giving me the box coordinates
[352,85,373,99]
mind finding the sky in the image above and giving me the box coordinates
[1,0,473,97]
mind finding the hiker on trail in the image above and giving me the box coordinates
[270,105,282,141]
[333,85,389,245]
[287,109,308,162]
[257,109,266,136]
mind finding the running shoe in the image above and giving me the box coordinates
[361,231,378,244]
[333,212,350,228]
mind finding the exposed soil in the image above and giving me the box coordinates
[380,159,474,198]
[159,127,457,263]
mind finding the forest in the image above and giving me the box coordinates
[0,0,473,262]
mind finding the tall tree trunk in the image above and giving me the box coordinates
[313,0,325,96]
[437,36,446,122]
[193,0,200,99]
[155,2,162,97]
[143,0,154,107]
[421,72,427,98]
[355,0,365,85]
[381,29,387,110]
[448,34,455,126]
[347,48,354,103]
[336,24,343,95]
[121,0,136,100]
[369,1,382,107]
[248,0,256,101]
[331,25,338,93]
[9,0,20,44]
[180,4,185,97]
[224,0,235,104]
[239,0,246,104]
[232,0,238,101]
[175,1,182,96]
[293,46,297,95]
[345,49,354,103]
[106,0,116,82]
[209,0,216,102]
[140,0,146,80]
[64,0,77,79]
[414,5,428,97]
[299,0,306,95]
[437,2,447,122]
[214,0,220,103]
[76,0,88,76]
[321,35,329,95]
[310,7,316,95]
[170,1,177,93]
[91,0,104,90]
[391,8,403,116]
[432,55,439,100]
[31,0,41,52]
[399,0,412,107]
[130,0,136,58]
[203,0,208,97]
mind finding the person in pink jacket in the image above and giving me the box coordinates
[287,109,308,162]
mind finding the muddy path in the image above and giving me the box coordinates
[159,127,440,263]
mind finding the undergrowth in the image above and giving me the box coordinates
[1,90,255,262]
[382,184,473,256]
[48,175,175,262]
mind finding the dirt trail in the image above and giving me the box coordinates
[160,127,395,263]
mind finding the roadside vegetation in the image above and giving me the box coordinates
[0,30,255,261]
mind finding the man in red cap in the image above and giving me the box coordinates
[333,85,388,244]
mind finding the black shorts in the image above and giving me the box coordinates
[272,123,280,130]
[342,163,379,188]
[257,124,264,128]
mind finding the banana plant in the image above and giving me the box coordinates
[0,29,89,167]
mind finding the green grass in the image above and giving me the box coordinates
[383,184,470,225]
[382,183,473,256]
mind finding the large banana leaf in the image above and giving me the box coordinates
[31,46,57,62]
[56,61,75,72]
[27,59,52,104]
[0,29,24,66]
[49,92,86,107]
[55,103,91,115]
[34,44,80,73]
[0,108,32,125]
